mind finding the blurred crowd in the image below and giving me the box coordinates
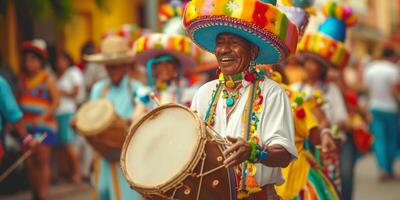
[0,0,399,200]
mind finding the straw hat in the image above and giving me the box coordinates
[84,35,134,64]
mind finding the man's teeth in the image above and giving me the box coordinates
[221,57,235,62]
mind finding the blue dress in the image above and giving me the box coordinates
[90,75,142,200]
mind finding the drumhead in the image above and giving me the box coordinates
[122,104,202,189]
[75,99,115,135]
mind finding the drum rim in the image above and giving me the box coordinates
[75,99,116,136]
[120,103,205,192]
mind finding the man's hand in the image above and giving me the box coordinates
[223,136,251,168]
[70,117,77,130]
[26,138,39,149]
[22,134,39,150]
[321,131,337,153]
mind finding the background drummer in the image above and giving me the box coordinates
[83,35,143,200]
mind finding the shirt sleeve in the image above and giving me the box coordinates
[190,81,216,120]
[329,83,348,124]
[260,85,298,158]
[362,64,371,86]
[391,65,400,84]
[0,78,23,123]
[70,67,84,86]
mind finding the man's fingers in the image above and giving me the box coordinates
[226,136,238,143]
[223,141,242,157]
[224,159,239,168]
[223,151,240,167]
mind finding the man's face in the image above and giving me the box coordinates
[105,63,129,85]
[153,60,178,82]
[304,58,323,81]
[214,33,258,75]
[24,52,43,74]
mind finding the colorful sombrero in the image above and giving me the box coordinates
[118,24,150,46]
[297,1,358,68]
[132,33,199,72]
[159,0,186,24]
[183,0,299,65]
[277,0,315,39]
[159,0,187,35]
[103,24,150,46]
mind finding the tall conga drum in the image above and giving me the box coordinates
[75,99,127,161]
[121,104,237,200]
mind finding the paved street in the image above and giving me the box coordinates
[354,154,400,200]
[0,154,399,200]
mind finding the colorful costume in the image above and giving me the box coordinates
[270,71,340,200]
[296,1,358,196]
[184,0,299,199]
[90,76,143,200]
[19,70,58,145]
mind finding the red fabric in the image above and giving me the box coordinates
[252,1,269,28]
[0,141,4,162]
[21,42,48,59]
[76,62,85,71]
[353,128,373,154]
[345,89,358,108]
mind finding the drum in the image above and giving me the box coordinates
[121,104,237,200]
[75,99,127,161]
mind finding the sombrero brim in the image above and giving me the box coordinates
[84,51,134,64]
[186,16,291,65]
[134,49,197,73]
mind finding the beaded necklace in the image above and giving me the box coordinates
[155,80,183,104]
[219,73,244,107]
[204,67,266,199]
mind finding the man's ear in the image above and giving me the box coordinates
[251,45,259,60]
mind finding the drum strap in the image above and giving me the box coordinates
[92,154,101,200]
[92,154,122,200]
[100,84,110,99]
[110,163,122,200]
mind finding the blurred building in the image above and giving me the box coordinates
[0,0,166,73]
[1,0,399,73]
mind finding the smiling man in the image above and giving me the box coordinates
[184,0,299,199]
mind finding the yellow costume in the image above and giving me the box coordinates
[271,72,339,200]
[275,85,318,199]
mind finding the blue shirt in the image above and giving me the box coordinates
[0,76,23,132]
[90,75,143,119]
